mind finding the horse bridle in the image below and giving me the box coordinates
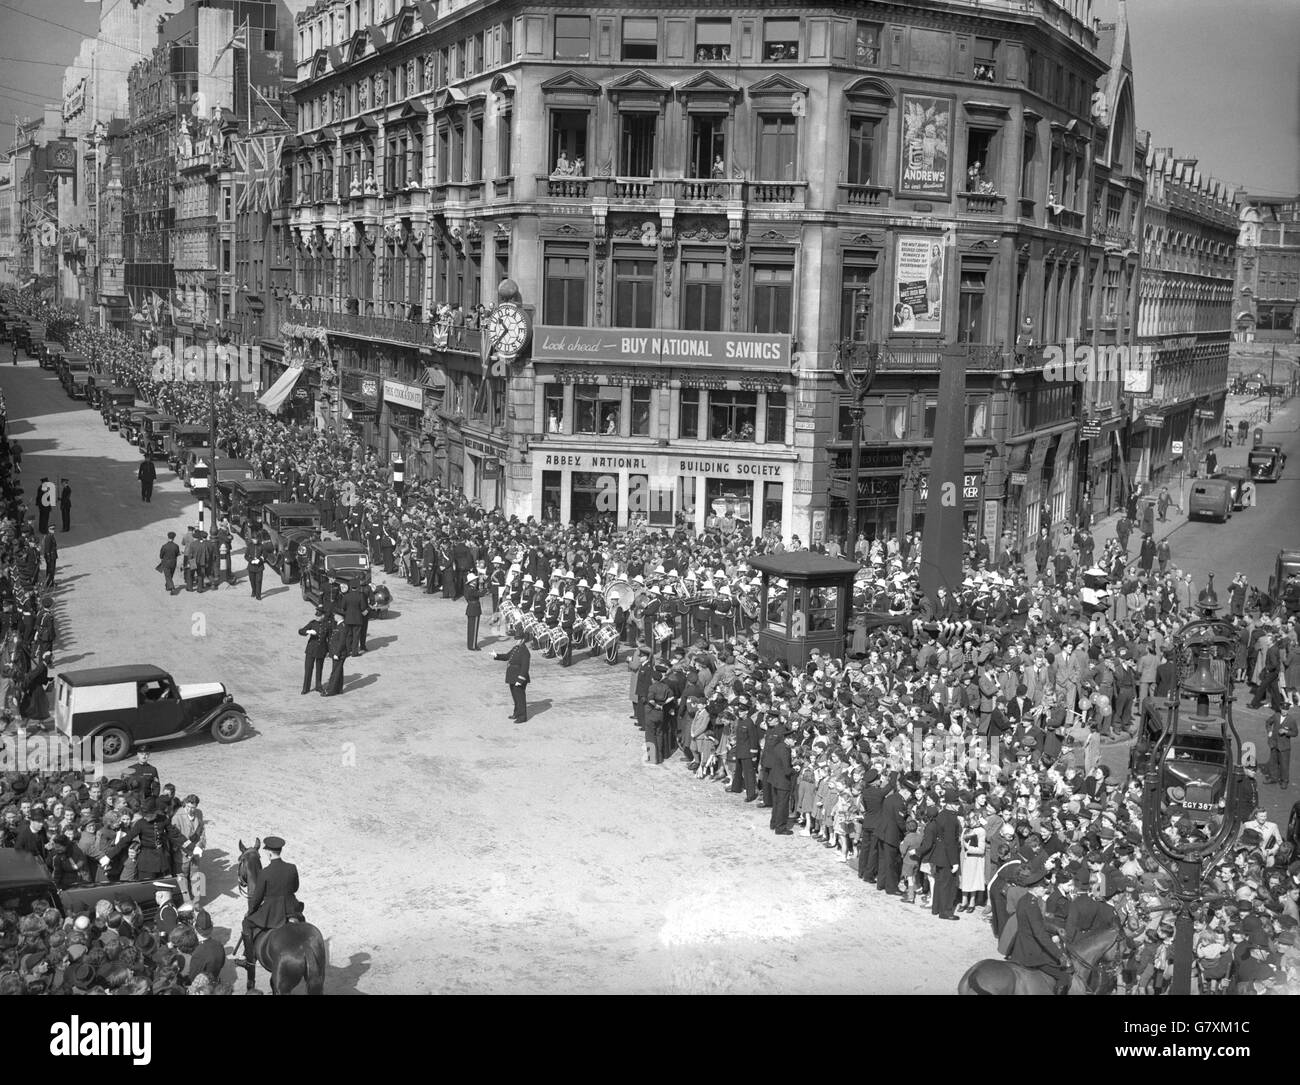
[1061,928,1125,993]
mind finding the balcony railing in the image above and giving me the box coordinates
[1019,197,1036,218]
[610,177,666,200]
[872,341,1010,373]
[749,180,808,206]
[287,306,482,355]
[838,183,891,208]
[674,178,744,202]
[533,175,807,208]
[1094,223,1135,249]
[957,191,1007,215]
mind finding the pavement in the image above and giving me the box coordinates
[1,348,994,995]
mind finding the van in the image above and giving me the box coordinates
[1188,478,1233,523]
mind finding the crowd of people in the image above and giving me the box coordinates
[3,287,1299,996]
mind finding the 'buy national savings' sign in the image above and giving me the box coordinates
[533,327,791,371]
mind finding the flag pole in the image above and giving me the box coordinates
[244,18,252,133]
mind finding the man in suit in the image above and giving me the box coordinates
[494,629,531,722]
[1264,696,1299,789]
[322,613,349,696]
[138,456,156,502]
[245,532,266,600]
[729,711,760,801]
[1007,875,1070,994]
[299,607,329,694]
[768,726,795,834]
[857,768,887,884]
[41,529,57,588]
[877,779,910,894]
[464,571,483,651]
[158,531,180,593]
[237,836,302,972]
[452,539,473,598]
[919,790,963,919]
[338,581,366,655]
[1153,652,1177,698]
[187,908,226,986]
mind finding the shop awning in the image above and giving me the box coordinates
[257,364,304,414]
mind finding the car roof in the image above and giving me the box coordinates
[266,502,319,516]
[177,423,209,433]
[0,848,52,890]
[58,664,172,687]
[229,479,282,492]
[147,414,178,423]
[308,540,368,554]
[213,458,253,469]
[1251,445,1283,454]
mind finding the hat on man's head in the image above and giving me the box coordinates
[262,836,285,851]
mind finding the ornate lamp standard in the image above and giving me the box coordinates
[833,288,879,562]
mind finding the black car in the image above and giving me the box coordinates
[0,848,183,922]
[298,539,371,604]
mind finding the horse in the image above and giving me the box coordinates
[957,922,1127,995]
[235,839,328,995]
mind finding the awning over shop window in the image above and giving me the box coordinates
[257,364,304,414]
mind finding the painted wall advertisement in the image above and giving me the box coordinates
[893,234,945,334]
[898,94,952,197]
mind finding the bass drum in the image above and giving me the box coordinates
[593,624,621,663]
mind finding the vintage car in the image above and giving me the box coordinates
[85,371,104,408]
[0,848,183,924]
[182,446,214,487]
[37,341,60,370]
[1268,550,1300,615]
[212,457,256,487]
[53,663,250,762]
[68,372,92,401]
[1248,444,1286,482]
[168,423,210,470]
[298,538,371,604]
[120,407,156,445]
[141,413,178,460]
[12,320,38,355]
[57,350,90,391]
[101,389,137,428]
[262,502,322,581]
[222,478,286,538]
[1187,478,1233,523]
[1210,466,1249,510]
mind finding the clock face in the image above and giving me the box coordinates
[53,144,75,167]
[490,302,530,356]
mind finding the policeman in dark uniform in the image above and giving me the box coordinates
[464,571,483,650]
[237,836,303,972]
[102,798,180,879]
[299,607,329,694]
[137,455,156,502]
[322,613,349,696]
[245,532,266,600]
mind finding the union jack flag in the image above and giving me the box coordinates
[234,135,286,214]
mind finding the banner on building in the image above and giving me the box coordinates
[63,78,87,122]
[892,234,944,335]
[234,135,287,213]
[898,94,952,197]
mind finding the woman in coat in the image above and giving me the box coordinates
[959,819,987,913]
[17,651,50,726]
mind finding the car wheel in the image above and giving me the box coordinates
[300,578,310,601]
[211,711,248,744]
[98,726,132,762]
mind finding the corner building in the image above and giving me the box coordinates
[284,0,1124,541]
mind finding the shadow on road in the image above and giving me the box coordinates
[343,672,380,693]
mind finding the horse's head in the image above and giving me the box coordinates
[236,837,262,894]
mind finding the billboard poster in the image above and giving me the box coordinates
[898,94,952,197]
[892,234,945,335]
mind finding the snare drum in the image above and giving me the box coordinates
[500,600,521,632]
[653,621,674,644]
[576,616,600,647]
[550,630,570,658]
[593,624,621,662]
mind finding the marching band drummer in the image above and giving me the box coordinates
[559,590,577,667]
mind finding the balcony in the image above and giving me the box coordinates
[674,178,744,203]
[538,174,595,199]
[749,180,808,207]
[287,306,482,355]
[870,341,1009,373]
[492,176,514,200]
[837,183,891,209]
[957,191,1007,216]
[1093,223,1136,251]
[387,187,430,219]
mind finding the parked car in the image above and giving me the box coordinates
[1187,478,1233,522]
[298,539,371,605]
[1248,444,1286,482]
[0,848,183,924]
[262,502,322,581]
[141,413,178,460]
[57,351,89,392]
[1212,466,1250,510]
[181,447,214,488]
[101,388,136,428]
[168,423,209,470]
[120,408,156,445]
[222,478,286,538]
[53,663,250,762]
[1268,549,1300,616]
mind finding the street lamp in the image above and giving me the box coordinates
[834,288,879,563]
[1139,616,1255,995]
[1266,342,1276,424]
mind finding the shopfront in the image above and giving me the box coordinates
[533,450,794,534]
[912,470,985,539]
[340,369,380,450]
[464,431,507,511]
[382,377,428,481]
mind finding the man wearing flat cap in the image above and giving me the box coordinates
[238,836,302,973]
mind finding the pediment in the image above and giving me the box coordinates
[540,70,601,96]
[747,73,811,99]
[843,77,894,108]
[606,69,671,99]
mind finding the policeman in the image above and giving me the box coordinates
[298,606,329,694]
[245,532,266,601]
[237,836,303,974]
[322,613,349,696]
[464,571,483,651]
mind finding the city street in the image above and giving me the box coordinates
[2,354,994,995]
